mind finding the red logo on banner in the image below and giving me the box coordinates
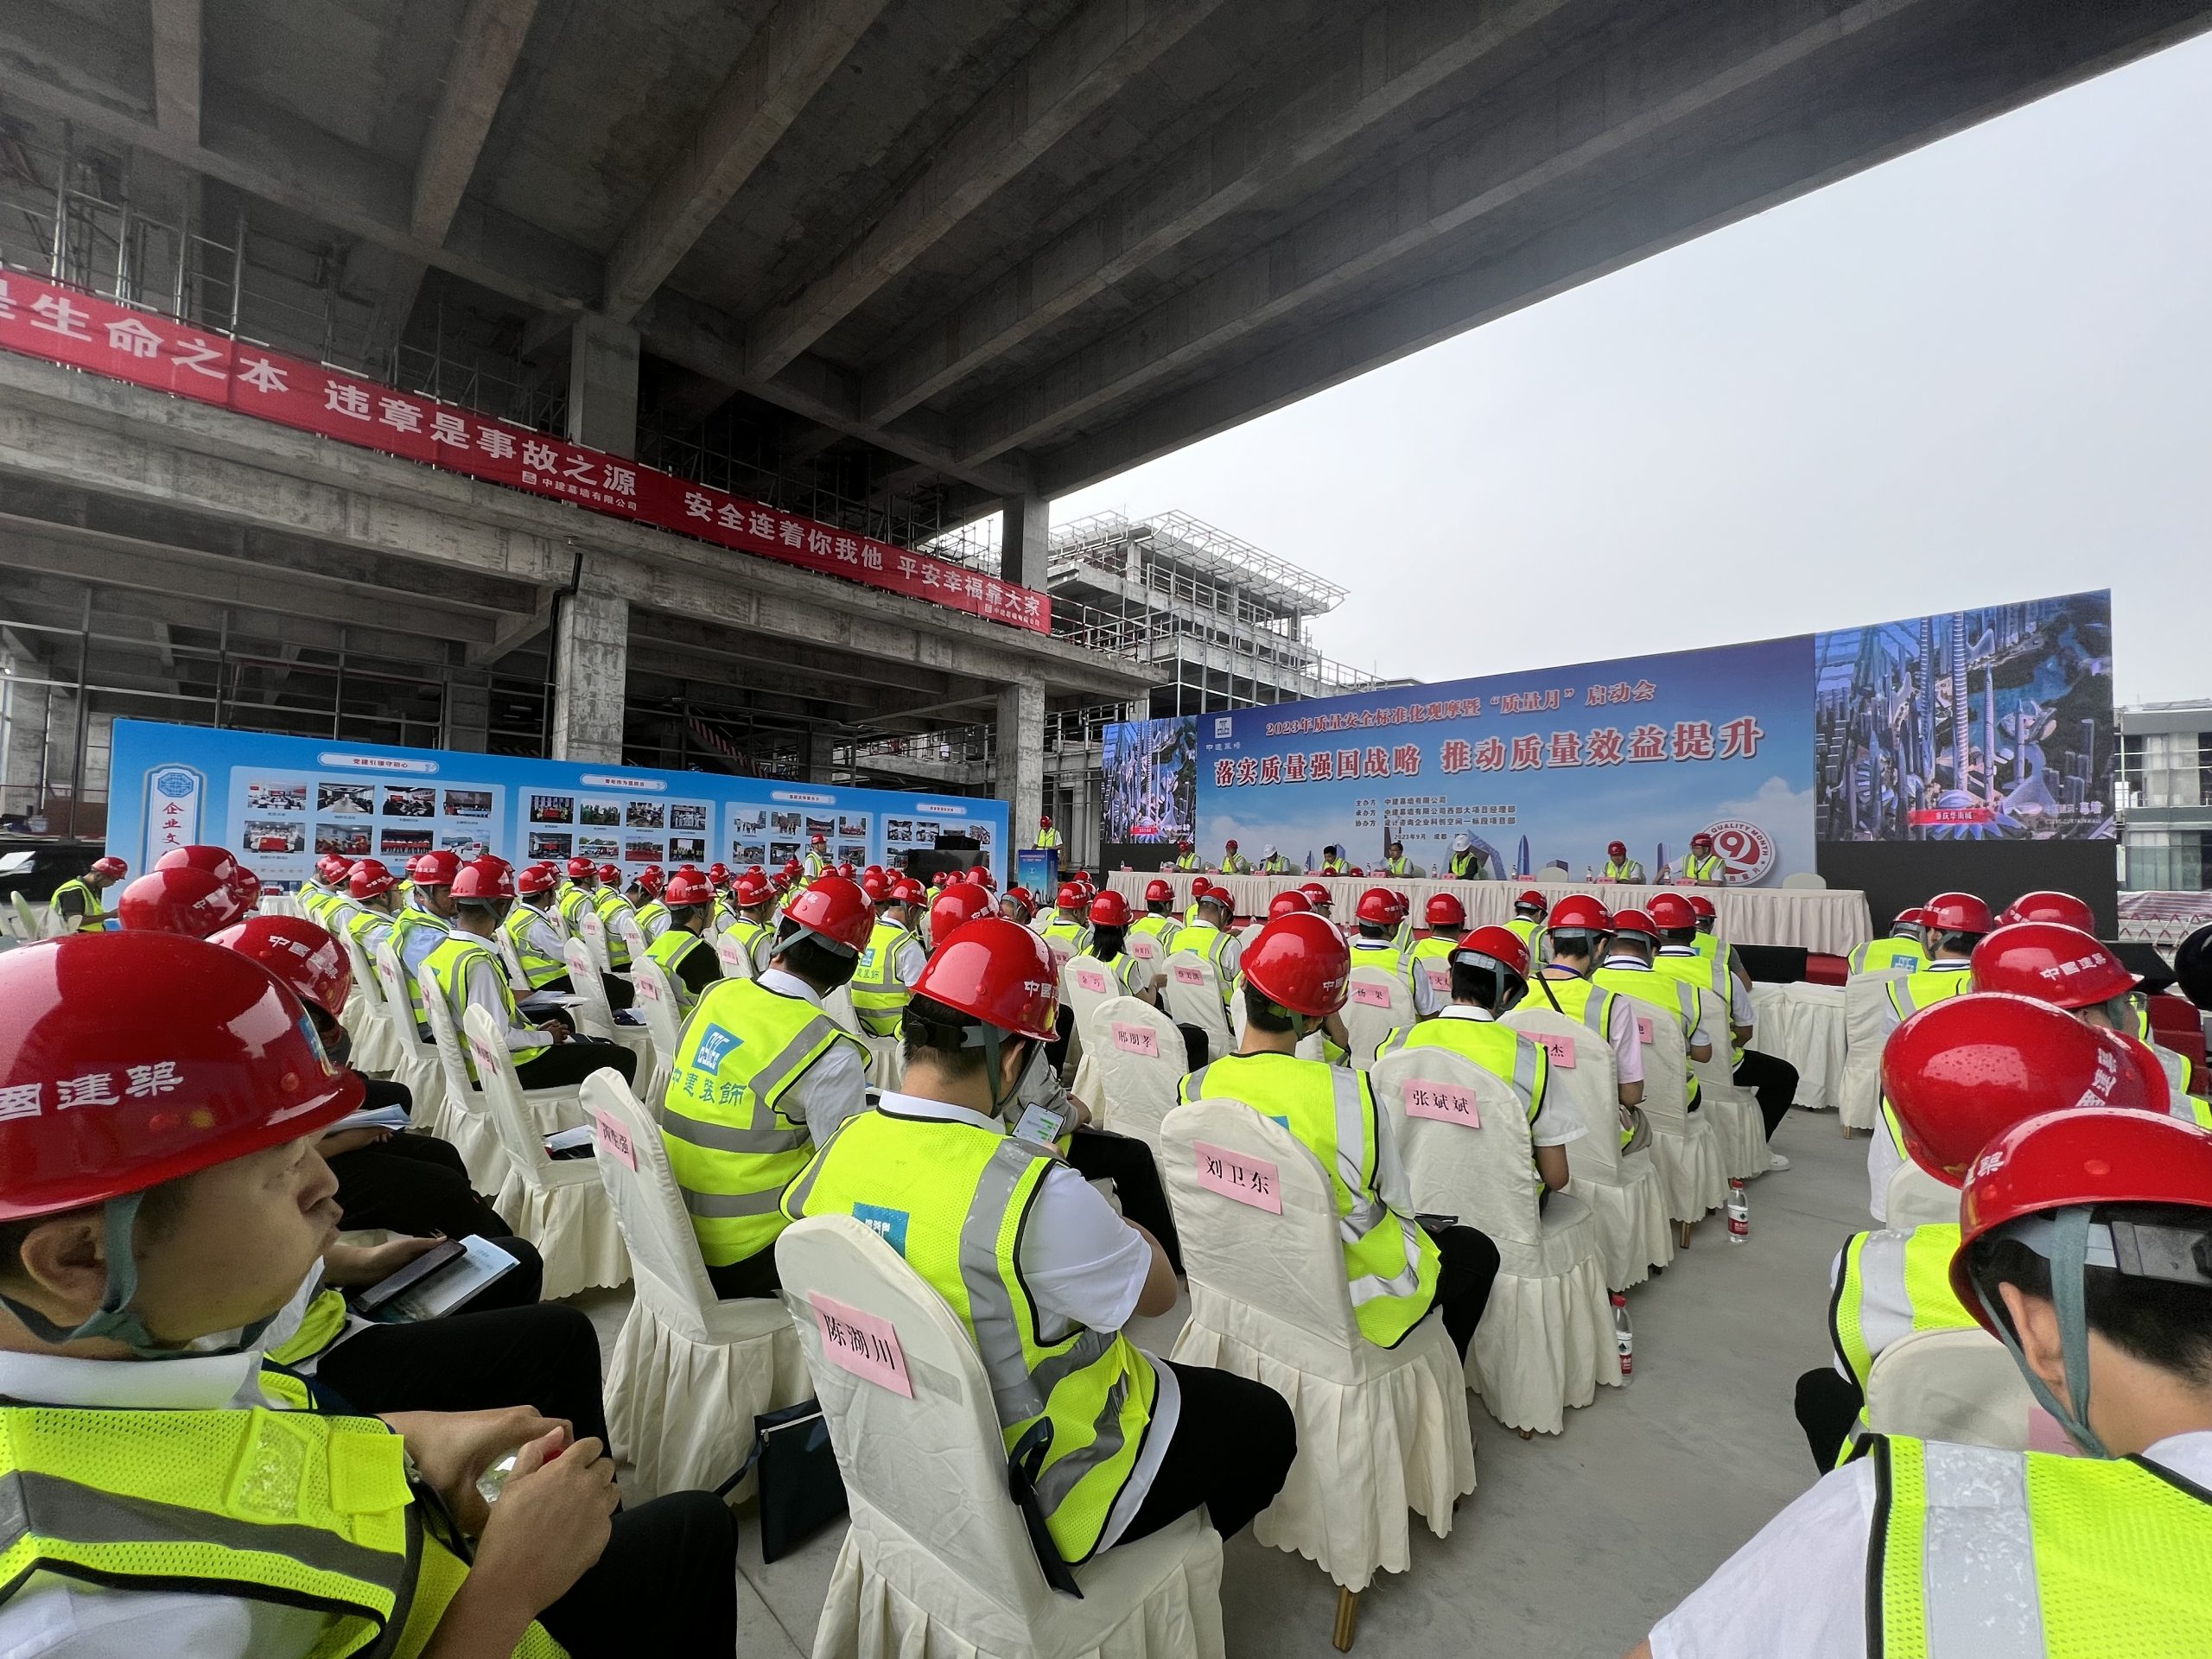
[1694,819,1777,886]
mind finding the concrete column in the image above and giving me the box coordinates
[996,678,1045,849]
[550,579,628,763]
[566,315,641,459]
[1000,493,1050,593]
[1127,690,1152,725]
[1,676,52,821]
[806,728,837,785]
[442,675,492,753]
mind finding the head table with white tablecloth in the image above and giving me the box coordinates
[1103,873,1874,957]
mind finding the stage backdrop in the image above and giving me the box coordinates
[106,719,1007,889]
[1117,589,2113,889]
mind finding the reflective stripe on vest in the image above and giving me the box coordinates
[386,911,448,1033]
[723,918,769,976]
[1376,1015,1548,1185]
[645,926,712,1014]
[1041,917,1092,959]
[591,891,634,967]
[1681,853,1724,881]
[1408,935,1454,982]
[850,918,920,1036]
[423,936,540,1078]
[556,885,592,930]
[1448,851,1482,876]
[1129,913,1182,956]
[1870,1433,2212,1658]
[501,904,569,989]
[1350,938,1408,980]
[1594,965,1702,1107]
[1850,937,1929,976]
[1889,966,1973,1020]
[661,977,855,1267]
[782,1109,1155,1564]
[1651,950,1740,1062]
[48,879,102,931]
[1180,1053,1440,1348]
[633,899,669,942]
[1505,916,1538,946]
[1829,1224,1970,1395]
[1603,861,1638,881]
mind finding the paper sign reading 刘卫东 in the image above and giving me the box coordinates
[1193,1141,1282,1213]
[810,1293,913,1398]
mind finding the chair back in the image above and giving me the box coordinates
[629,957,686,1062]
[462,1004,550,1183]
[776,1215,1063,1618]
[561,938,619,1038]
[1884,1159,1959,1228]
[1089,995,1186,1150]
[1059,953,1121,1049]
[1781,871,1827,890]
[1624,994,1691,1135]
[715,930,760,982]
[1863,1326,2034,1453]
[340,932,395,1071]
[1160,948,1232,1058]
[416,961,486,1112]
[822,982,864,1039]
[582,1071,724,1340]
[3,893,35,938]
[576,904,611,974]
[1340,966,1415,1069]
[37,897,68,938]
[1161,1097,1364,1378]
[1687,987,1737,1095]
[491,924,531,991]
[1125,924,1163,989]
[611,909,648,968]
[1370,1046,1543,1248]
[1504,1005,1624,1185]
[1844,969,1906,1048]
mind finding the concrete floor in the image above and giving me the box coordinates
[574,1109,1871,1657]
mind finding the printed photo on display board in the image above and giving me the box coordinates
[578,836,619,861]
[246,820,304,854]
[314,823,370,857]
[671,804,707,832]
[383,786,436,818]
[379,829,432,859]
[579,798,620,827]
[529,831,572,860]
[625,839,664,863]
[441,834,487,858]
[769,841,799,866]
[247,780,308,812]
[626,799,664,830]
[530,793,573,823]
[733,842,766,865]
[320,782,373,816]
[444,788,493,819]
[671,836,706,861]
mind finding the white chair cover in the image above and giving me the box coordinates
[340,932,399,1077]
[1161,1099,1474,1595]
[715,930,760,982]
[1837,969,1905,1133]
[1624,998,1726,1226]
[611,910,648,969]
[1087,995,1187,1148]
[414,963,520,1190]
[627,957,683,1109]
[776,1217,1227,1659]
[1125,925,1163,992]
[1862,1326,2035,1453]
[560,938,619,1038]
[581,1072,808,1501]
[1160,949,1232,1064]
[462,1007,629,1299]
[370,940,459,1162]
[9,893,41,938]
[1883,1160,1960,1229]
[823,982,864,1038]
[1688,988,1769,1181]
[576,906,612,975]
[1781,872,1827,889]
[1370,1048,1616,1435]
[1503,1007,1673,1289]
[1061,954,1123,1103]
[1339,967,1415,1071]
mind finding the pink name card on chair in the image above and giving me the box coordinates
[591,1107,638,1171]
[1402,1079,1481,1128]
[1423,965,1449,994]
[1172,963,1205,986]
[1635,1014,1655,1045]
[1350,982,1393,1007]
[1193,1141,1282,1213]
[1529,1032,1576,1068]
[1111,1021,1160,1058]
[811,1293,913,1398]
[1073,968,1110,995]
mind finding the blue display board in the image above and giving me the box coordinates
[107,719,1007,889]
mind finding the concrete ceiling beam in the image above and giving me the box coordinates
[148,0,201,143]
[858,0,1569,426]
[746,0,1227,379]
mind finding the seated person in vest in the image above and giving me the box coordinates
[1847,907,1931,976]
[1677,831,1726,885]
[851,872,927,1037]
[1128,878,1182,965]
[626,865,669,944]
[388,849,460,1044]
[785,919,1295,1560]
[588,862,639,973]
[1446,833,1490,880]
[1183,875,1212,926]
[342,857,404,957]
[1407,893,1465,1009]
[1255,843,1294,874]
[1527,895,1648,1150]
[998,883,1036,926]
[1867,891,1991,1217]
[0,931,738,1657]
[1382,839,1417,877]
[1378,925,1583,1200]
[1505,888,1548,947]
[643,867,721,1019]
[1972,924,2212,1129]
[425,858,639,1092]
[556,854,598,934]
[1592,907,1711,1113]
[296,855,340,922]
[1184,912,1502,1360]
[1039,880,1094,962]
[1171,837,1199,872]
[1217,838,1250,874]
[48,855,128,932]
[1634,1104,2212,1659]
[1349,887,1421,998]
[718,868,779,977]
[1600,839,1644,883]
[1173,886,1243,1002]
[1649,892,1798,1167]
[663,875,874,1299]
[1319,843,1351,875]
[504,862,575,996]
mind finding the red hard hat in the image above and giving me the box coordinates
[835,863,855,880]
[1240,912,1351,1018]
[517,863,558,896]
[1950,1107,2212,1337]
[912,918,1059,1041]
[970,867,996,892]
[1894,906,1931,931]
[893,877,927,905]
[1923,891,1996,936]
[929,880,995,943]
[155,845,248,894]
[811,834,827,847]
[1268,890,1313,918]
[1646,892,1698,931]
[707,861,732,886]
[1686,894,1716,920]
[861,869,894,903]
[1146,878,1174,904]
[594,862,622,886]
[86,855,126,880]
[1355,887,1404,927]
[1189,876,1211,897]
[1039,814,1052,828]
[2000,891,2095,931]
[0,933,362,1221]
[633,865,665,896]
[1299,881,1332,907]
[1609,907,1659,944]
[786,876,874,954]
[1690,833,1714,851]
[1881,993,2166,1187]
[449,856,516,902]
[1090,890,1134,928]
[1178,838,1193,852]
[1001,885,1034,917]
[1423,893,1465,931]
[1548,893,1613,933]
[733,871,772,907]
[316,855,347,884]
[564,855,596,880]
[1514,890,1548,915]
[664,868,714,907]
[211,914,353,1020]
[1453,925,1532,983]
[115,867,248,938]
[401,849,455,887]
[347,858,396,901]
[1969,924,2139,1011]
[1056,881,1086,909]
[1606,841,1627,860]
[1225,839,1238,851]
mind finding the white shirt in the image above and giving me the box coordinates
[888,932,927,990]
[397,910,449,980]
[1538,968,1645,1086]
[871,1090,1181,1549]
[757,967,871,1147]
[1649,1431,2212,1659]
[460,936,550,1052]
[517,902,567,965]
[1434,1006,1586,1147]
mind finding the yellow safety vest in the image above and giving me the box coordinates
[1035,827,1063,849]
[0,1402,564,1658]
[1505,915,1540,946]
[1220,853,1250,874]
[1850,936,1929,976]
[1594,963,1702,1109]
[1866,1433,2212,1657]
[1680,852,1725,882]
[1888,964,1974,1020]
[265,1286,353,1370]
[1041,915,1093,961]
[1350,936,1408,980]
[1830,1224,1974,1396]
[386,909,450,1036]
[1602,860,1641,882]
[1181,1052,1440,1348]
[850,918,920,1037]
[1321,858,1350,875]
[1129,912,1182,959]
[590,889,635,969]
[1383,856,1411,876]
[501,903,569,990]
[645,925,716,1018]
[662,977,861,1268]
[1447,849,1484,877]
[343,905,393,961]
[1407,935,1455,998]
[556,882,594,931]
[423,936,544,1079]
[1530,974,1638,1147]
[722,917,771,977]
[783,1108,1154,1564]
[1376,1015,1548,1185]
[803,852,829,879]
[1173,853,1199,871]
[47,877,104,931]
[633,899,669,942]
[1651,949,1740,1063]
[1173,922,1237,1003]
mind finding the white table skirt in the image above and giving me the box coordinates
[1106,873,1874,956]
[1751,982,1847,1110]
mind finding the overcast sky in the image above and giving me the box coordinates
[1052,29,2212,709]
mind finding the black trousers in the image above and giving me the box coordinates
[1174,1022,1211,1070]
[1734,1049,1801,1138]
[1430,1224,1503,1361]
[513,1037,639,1089]
[707,1249,782,1300]
[357,1076,415,1115]
[326,1133,510,1238]
[538,1489,737,1658]
[533,970,635,1011]
[1066,1127,1181,1272]
[1117,1360,1296,1547]
[1794,1366,1865,1474]
[1047,1005,1076,1072]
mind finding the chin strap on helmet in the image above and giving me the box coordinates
[962,1020,1033,1116]
[1972,1206,2111,1459]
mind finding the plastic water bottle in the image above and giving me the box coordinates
[1611,1292,1633,1379]
[1584,863,1596,882]
[1726,1178,1750,1244]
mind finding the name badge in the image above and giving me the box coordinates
[1635,1014,1655,1045]
[1073,969,1109,995]
[1351,982,1393,1007]
[811,1292,914,1397]
[591,1107,638,1171]
[1193,1140,1282,1213]
[1112,1021,1160,1057]
[1173,963,1205,986]
[1529,1032,1576,1068]
[1402,1079,1481,1127]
